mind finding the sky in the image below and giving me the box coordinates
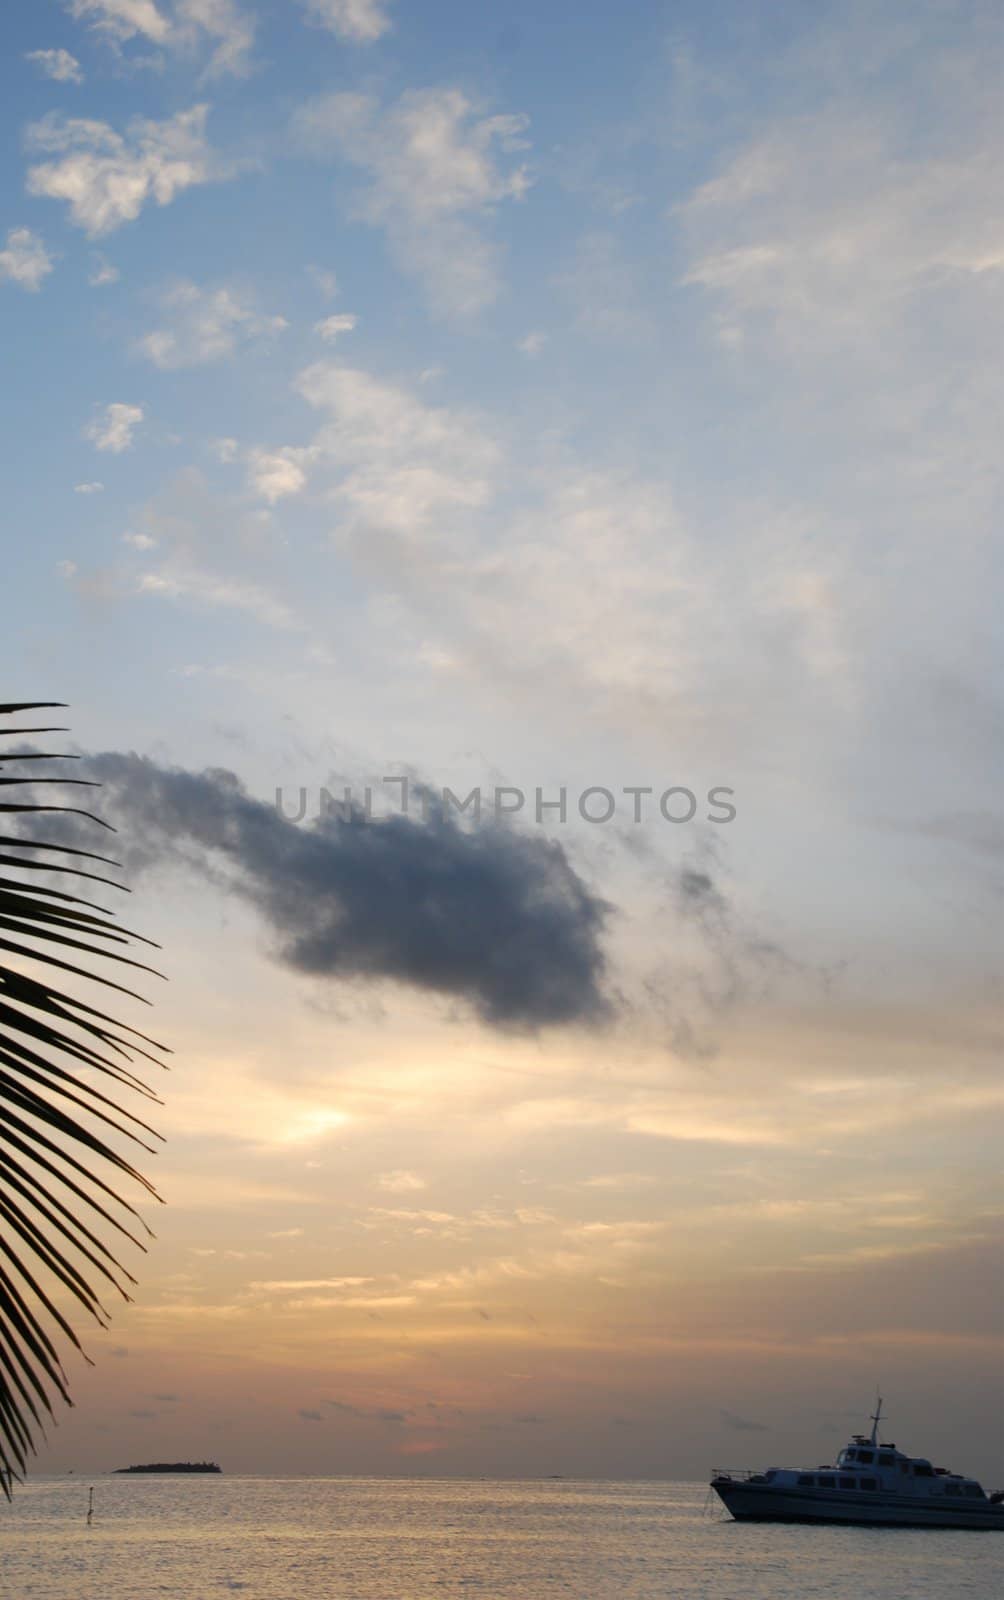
[3,0,1002,1480]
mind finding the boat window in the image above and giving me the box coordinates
[817,1476,836,1488]
[945,1484,960,1496]
[878,1454,894,1467]
[964,1485,985,1499]
[839,1477,855,1489]
[914,1463,934,1478]
[844,1448,857,1461]
[797,1475,814,1486]
[899,1462,910,1473]
[860,1478,877,1490]
[856,1450,874,1464]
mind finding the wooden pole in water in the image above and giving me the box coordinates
[86,1486,94,1526]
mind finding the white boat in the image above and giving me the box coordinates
[711,1400,1004,1529]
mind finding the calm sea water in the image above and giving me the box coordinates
[4,1476,1001,1600]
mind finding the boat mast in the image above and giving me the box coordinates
[870,1394,884,1445]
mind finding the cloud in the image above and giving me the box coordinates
[517,331,546,357]
[67,0,255,76]
[89,252,119,285]
[172,0,256,78]
[555,231,647,339]
[314,312,357,342]
[291,361,499,537]
[25,48,84,83]
[898,811,1004,861]
[298,1,392,42]
[77,752,612,1028]
[26,104,222,236]
[680,95,1004,356]
[68,0,171,43]
[720,1408,770,1432]
[86,401,144,452]
[239,353,852,765]
[246,446,314,504]
[298,1408,323,1422]
[137,567,299,630]
[583,1174,658,1192]
[137,280,287,368]
[377,1170,426,1194]
[0,227,54,291]
[293,87,531,317]
[74,480,105,493]
[251,1278,372,1293]
[307,265,338,298]
[325,1400,407,1422]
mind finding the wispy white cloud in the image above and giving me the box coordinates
[67,0,255,76]
[680,113,1004,353]
[247,446,315,504]
[138,566,300,630]
[294,87,531,317]
[25,47,84,83]
[88,251,119,285]
[26,104,222,236]
[298,0,392,43]
[314,312,357,342]
[74,480,105,493]
[86,400,144,452]
[293,361,499,536]
[173,0,256,78]
[138,280,287,368]
[67,0,171,44]
[0,226,54,291]
[377,1170,427,1194]
[307,265,338,298]
[555,231,647,339]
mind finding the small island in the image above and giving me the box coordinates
[114,1461,221,1474]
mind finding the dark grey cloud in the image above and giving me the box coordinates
[719,1409,770,1432]
[64,753,612,1029]
[637,835,807,1060]
[887,810,1004,861]
[324,1400,407,1423]
[298,1409,323,1423]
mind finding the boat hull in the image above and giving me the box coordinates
[712,1481,1004,1530]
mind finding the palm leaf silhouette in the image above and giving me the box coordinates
[0,703,167,1495]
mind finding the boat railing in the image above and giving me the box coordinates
[710,1467,769,1483]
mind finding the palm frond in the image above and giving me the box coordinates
[0,703,168,1496]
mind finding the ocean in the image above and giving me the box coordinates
[3,1475,1000,1600]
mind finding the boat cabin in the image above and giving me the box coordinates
[765,1431,992,1501]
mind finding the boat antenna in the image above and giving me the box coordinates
[869,1394,884,1446]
